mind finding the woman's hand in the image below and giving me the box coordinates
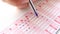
[3,0,37,9]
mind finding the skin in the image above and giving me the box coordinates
[3,0,37,9]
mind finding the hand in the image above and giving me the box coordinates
[3,0,37,9]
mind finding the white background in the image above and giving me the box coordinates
[0,0,20,32]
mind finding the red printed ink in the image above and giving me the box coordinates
[0,0,60,34]
[30,12,33,14]
[58,16,60,18]
[25,16,29,19]
[49,24,57,30]
[20,20,23,22]
[15,23,18,26]
[54,20,60,24]
[45,29,52,34]
[9,28,12,30]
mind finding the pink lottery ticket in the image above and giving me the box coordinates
[0,0,60,34]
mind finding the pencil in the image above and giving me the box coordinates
[29,0,38,17]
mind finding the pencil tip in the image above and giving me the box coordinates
[35,12,38,17]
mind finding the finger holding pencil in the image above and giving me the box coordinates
[3,0,37,9]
